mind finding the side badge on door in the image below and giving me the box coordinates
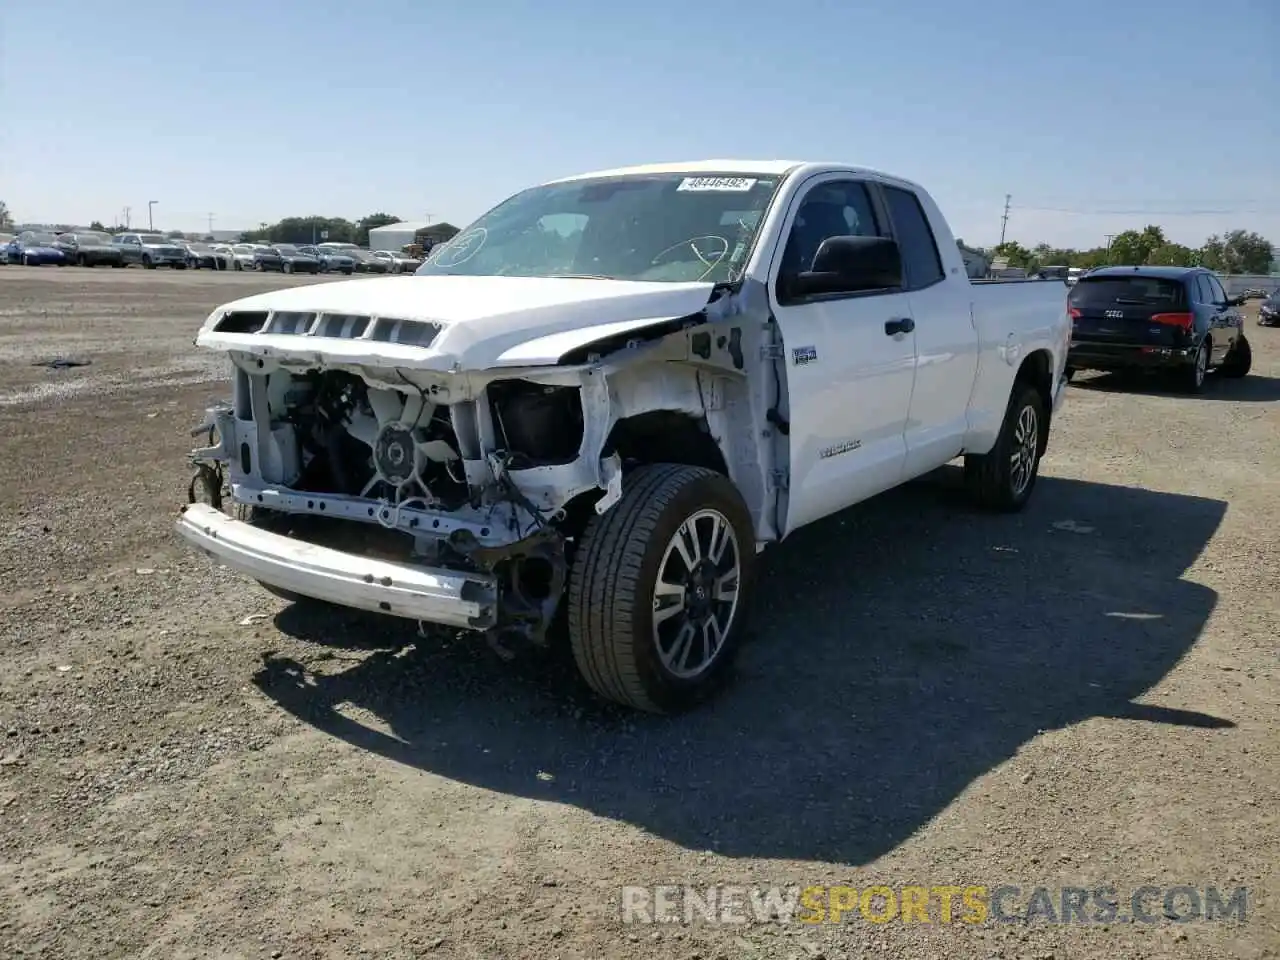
[792,345,818,366]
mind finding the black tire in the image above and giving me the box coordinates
[1064,366,1076,382]
[143,256,155,269]
[342,269,353,275]
[76,254,87,267]
[1219,333,1252,379]
[1176,339,1210,394]
[964,382,1047,512]
[567,463,755,714]
[282,262,293,274]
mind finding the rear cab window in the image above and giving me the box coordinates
[881,185,944,289]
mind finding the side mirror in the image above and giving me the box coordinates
[790,235,903,298]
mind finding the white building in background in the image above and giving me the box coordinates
[367,221,434,252]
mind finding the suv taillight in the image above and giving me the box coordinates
[1150,312,1194,329]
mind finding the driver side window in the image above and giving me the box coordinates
[778,180,882,291]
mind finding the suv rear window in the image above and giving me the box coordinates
[1069,276,1187,309]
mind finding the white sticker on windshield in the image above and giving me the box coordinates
[677,177,758,192]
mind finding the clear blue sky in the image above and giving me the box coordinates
[4,0,1276,250]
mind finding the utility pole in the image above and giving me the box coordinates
[207,212,215,235]
[999,194,1011,245]
[424,213,433,225]
[148,200,158,232]
[123,206,131,229]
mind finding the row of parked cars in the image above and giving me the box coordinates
[1,230,424,275]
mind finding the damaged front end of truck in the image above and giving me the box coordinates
[177,275,780,655]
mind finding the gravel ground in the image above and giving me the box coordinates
[0,266,1276,960]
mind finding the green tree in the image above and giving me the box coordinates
[88,220,107,232]
[1107,225,1166,265]
[0,200,11,230]
[1198,230,1273,275]
[355,212,402,246]
[992,241,1035,270]
[1146,242,1198,267]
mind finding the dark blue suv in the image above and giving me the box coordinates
[1066,265,1251,393]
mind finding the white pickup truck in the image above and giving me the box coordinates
[178,160,1071,713]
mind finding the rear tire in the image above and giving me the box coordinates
[1176,339,1210,394]
[964,383,1047,513]
[567,464,755,714]
[1219,333,1252,378]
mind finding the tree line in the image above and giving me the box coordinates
[237,213,459,247]
[978,226,1275,276]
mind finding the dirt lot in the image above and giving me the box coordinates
[0,266,1276,960]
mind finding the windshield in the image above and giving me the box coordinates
[139,234,169,245]
[1069,275,1187,308]
[26,233,58,245]
[79,232,114,244]
[188,242,211,252]
[417,172,782,282]
[274,245,298,254]
[233,245,255,253]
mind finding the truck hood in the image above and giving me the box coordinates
[196,274,718,371]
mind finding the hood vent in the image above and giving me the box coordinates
[211,310,440,348]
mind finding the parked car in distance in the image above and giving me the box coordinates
[252,246,285,272]
[1258,291,1280,327]
[54,231,126,267]
[7,231,67,266]
[115,232,188,269]
[1066,265,1251,392]
[178,158,1073,713]
[298,244,355,275]
[229,244,260,271]
[185,241,229,270]
[372,249,422,274]
[269,244,322,274]
[349,249,390,274]
[317,242,362,255]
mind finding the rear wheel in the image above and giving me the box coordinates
[1219,333,1252,378]
[1176,339,1210,393]
[567,464,754,713]
[964,383,1047,512]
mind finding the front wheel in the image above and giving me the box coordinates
[1219,333,1252,379]
[143,256,155,269]
[964,383,1047,512]
[567,464,755,713]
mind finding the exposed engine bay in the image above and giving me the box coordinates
[188,365,611,649]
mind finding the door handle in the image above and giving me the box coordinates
[885,317,915,335]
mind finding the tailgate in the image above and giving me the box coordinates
[1068,275,1191,345]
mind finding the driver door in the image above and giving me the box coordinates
[769,176,919,534]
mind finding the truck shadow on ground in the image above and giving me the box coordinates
[1073,370,1280,401]
[255,469,1230,866]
